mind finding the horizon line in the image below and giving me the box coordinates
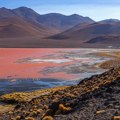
[0,6,120,22]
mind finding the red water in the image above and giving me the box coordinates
[0,48,76,79]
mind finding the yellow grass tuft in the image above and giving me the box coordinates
[25,117,35,120]
[0,86,69,103]
[58,104,72,114]
[15,115,21,120]
[96,110,105,114]
[112,116,120,120]
[42,116,53,120]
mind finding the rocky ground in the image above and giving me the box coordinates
[0,67,120,120]
[54,72,120,120]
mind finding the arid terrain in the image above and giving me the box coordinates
[0,67,120,120]
[0,7,120,48]
[1,48,119,95]
[0,48,120,119]
[0,4,120,120]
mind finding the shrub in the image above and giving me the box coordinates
[25,117,35,120]
[8,111,13,115]
[15,115,21,120]
[65,93,76,98]
[96,110,105,114]
[42,116,53,120]
[33,106,37,109]
[33,111,38,116]
[44,105,48,110]
[112,116,120,120]
[73,91,79,96]
[36,109,43,114]
[58,104,72,114]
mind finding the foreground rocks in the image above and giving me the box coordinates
[0,67,120,120]
[54,71,120,120]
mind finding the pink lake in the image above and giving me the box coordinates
[0,48,108,80]
[0,48,111,95]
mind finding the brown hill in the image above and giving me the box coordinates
[1,6,120,48]
[38,13,94,30]
[50,22,120,42]
[0,7,94,31]
[12,7,41,24]
[0,17,57,38]
[86,35,120,44]
[99,19,120,24]
[0,7,16,18]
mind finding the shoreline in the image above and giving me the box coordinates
[1,48,120,96]
[0,67,120,119]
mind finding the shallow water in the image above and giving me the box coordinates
[0,48,113,95]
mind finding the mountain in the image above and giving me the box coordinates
[0,6,96,47]
[0,7,15,18]
[0,7,94,31]
[50,22,120,42]
[0,7,59,38]
[13,7,94,30]
[12,7,41,24]
[86,35,120,44]
[99,19,120,24]
[1,6,120,48]
[38,13,94,30]
[0,17,57,38]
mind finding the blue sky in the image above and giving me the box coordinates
[0,0,120,21]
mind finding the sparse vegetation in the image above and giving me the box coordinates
[58,104,72,114]
[97,51,120,69]
[15,115,21,120]
[0,86,69,103]
[96,110,105,114]
[100,59,120,69]
[112,116,120,120]
[42,116,53,120]
[0,67,120,120]
[25,117,35,120]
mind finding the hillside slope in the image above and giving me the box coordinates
[38,13,94,30]
[86,35,120,44]
[0,67,120,120]
[0,17,57,38]
[50,22,120,42]
[54,70,120,120]
[0,7,94,31]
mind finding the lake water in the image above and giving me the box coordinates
[0,48,111,95]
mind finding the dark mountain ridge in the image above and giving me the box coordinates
[50,22,120,42]
[99,19,120,24]
[38,13,94,30]
[86,35,120,44]
[0,7,94,31]
[0,6,120,47]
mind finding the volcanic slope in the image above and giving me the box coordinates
[0,67,120,120]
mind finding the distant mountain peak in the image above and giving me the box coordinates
[13,6,37,13]
[0,7,7,9]
[0,7,10,11]
[42,13,66,17]
[17,6,30,9]
[100,19,120,23]
[70,14,80,17]
[0,6,94,31]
